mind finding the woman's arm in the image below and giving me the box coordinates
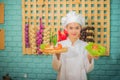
[84,50,94,73]
[87,54,93,63]
[56,54,61,60]
[52,54,61,72]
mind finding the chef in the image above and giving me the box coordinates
[52,11,98,80]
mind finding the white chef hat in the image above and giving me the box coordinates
[61,11,85,28]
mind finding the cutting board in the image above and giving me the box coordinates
[0,29,5,49]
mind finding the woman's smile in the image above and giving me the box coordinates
[72,33,77,36]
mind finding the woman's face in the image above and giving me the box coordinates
[66,22,81,39]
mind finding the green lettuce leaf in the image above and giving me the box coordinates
[85,42,106,56]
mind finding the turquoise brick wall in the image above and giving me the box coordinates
[0,0,120,80]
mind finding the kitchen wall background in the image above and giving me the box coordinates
[0,0,120,80]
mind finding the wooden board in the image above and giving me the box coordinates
[22,0,110,55]
[0,29,5,50]
[0,3,4,24]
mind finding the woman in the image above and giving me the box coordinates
[52,11,97,80]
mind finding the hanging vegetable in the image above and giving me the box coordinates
[80,26,95,42]
[36,17,44,54]
[25,21,30,48]
[30,26,37,54]
[43,27,50,45]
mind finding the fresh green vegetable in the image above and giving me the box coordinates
[85,42,106,56]
[40,44,46,50]
[50,32,57,46]
[52,35,57,46]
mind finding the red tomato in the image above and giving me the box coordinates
[92,44,98,50]
[64,29,68,35]
[58,29,68,41]
[54,44,62,50]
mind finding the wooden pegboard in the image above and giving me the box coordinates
[22,0,110,55]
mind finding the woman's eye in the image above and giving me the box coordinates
[69,27,73,29]
[76,26,79,29]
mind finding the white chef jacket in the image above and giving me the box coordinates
[52,38,94,80]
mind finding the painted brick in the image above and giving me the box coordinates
[6,10,17,15]
[95,60,107,64]
[43,58,52,63]
[5,15,21,21]
[16,42,22,47]
[99,65,112,70]
[4,57,13,62]
[110,48,120,53]
[110,76,120,80]
[12,57,22,62]
[111,37,119,42]
[5,37,13,41]
[111,54,120,60]
[4,47,13,51]
[5,21,18,26]
[106,71,119,76]
[0,67,3,72]
[110,45,120,49]
[99,76,111,80]
[88,76,100,80]
[22,57,33,63]
[5,30,14,34]
[111,14,119,20]
[110,5,119,9]
[5,25,22,31]
[12,47,22,52]
[111,21,120,26]
[111,32,120,37]
[32,69,42,74]
[0,52,8,57]
[7,63,19,68]
[111,0,120,3]
[0,62,8,67]
[22,68,33,73]
[109,65,120,70]
[7,42,17,47]
[17,63,28,68]
[32,57,44,63]
[7,52,18,57]
[5,5,20,10]
[117,60,120,64]
[111,27,119,32]
[28,73,37,78]
[13,36,21,41]
[111,11,120,15]
[27,63,37,68]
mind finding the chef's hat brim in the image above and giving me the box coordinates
[61,11,85,28]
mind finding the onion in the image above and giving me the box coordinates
[25,27,29,31]
[40,29,43,33]
[25,36,29,42]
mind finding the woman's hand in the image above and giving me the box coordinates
[55,54,61,60]
[92,56,99,60]
[87,53,99,63]
[88,53,99,59]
